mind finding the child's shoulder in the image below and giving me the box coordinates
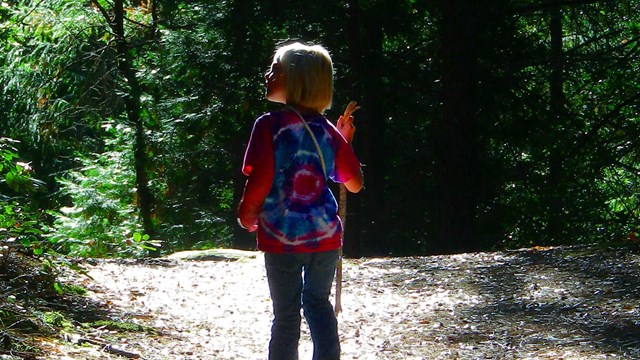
[253,110,282,129]
[254,110,297,135]
[257,109,289,122]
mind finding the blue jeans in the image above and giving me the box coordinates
[265,250,340,360]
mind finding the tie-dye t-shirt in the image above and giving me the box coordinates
[240,109,361,253]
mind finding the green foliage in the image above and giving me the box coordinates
[40,310,73,329]
[2,0,110,139]
[0,137,46,255]
[603,165,640,233]
[135,1,267,251]
[85,319,156,334]
[46,123,156,257]
[2,0,640,256]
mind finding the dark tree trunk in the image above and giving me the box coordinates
[110,0,156,240]
[546,2,565,243]
[434,0,480,254]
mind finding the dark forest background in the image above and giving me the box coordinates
[1,0,639,258]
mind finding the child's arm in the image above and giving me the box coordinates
[237,117,274,232]
[343,168,363,193]
[237,172,272,232]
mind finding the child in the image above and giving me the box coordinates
[237,41,363,360]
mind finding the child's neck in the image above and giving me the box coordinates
[286,104,316,115]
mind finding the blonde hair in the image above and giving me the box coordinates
[273,42,334,112]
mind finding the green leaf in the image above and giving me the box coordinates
[53,283,63,296]
[133,232,142,242]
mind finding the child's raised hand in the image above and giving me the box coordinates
[337,101,360,144]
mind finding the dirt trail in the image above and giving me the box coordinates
[47,246,640,359]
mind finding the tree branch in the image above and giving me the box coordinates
[77,338,141,359]
[613,160,640,175]
[569,92,640,157]
[91,0,114,28]
[17,0,46,24]
[564,28,624,57]
[124,15,151,28]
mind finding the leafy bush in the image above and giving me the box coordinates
[0,137,46,256]
[46,123,157,257]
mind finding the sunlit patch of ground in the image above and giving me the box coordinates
[45,246,640,359]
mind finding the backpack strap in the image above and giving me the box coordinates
[286,106,327,178]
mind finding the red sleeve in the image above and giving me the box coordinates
[237,116,275,224]
[332,130,361,183]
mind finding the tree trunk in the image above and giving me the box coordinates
[435,0,480,254]
[545,2,565,244]
[110,0,155,240]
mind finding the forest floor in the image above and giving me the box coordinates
[4,244,640,359]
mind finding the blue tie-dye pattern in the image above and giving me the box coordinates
[261,111,340,248]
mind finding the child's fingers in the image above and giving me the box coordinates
[342,101,360,121]
[345,102,360,119]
